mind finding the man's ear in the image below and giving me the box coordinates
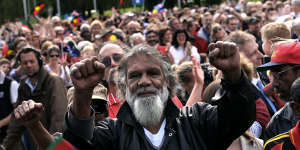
[290,102,300,117]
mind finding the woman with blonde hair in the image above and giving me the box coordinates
[210,23,228,43]
[91,20,103,41]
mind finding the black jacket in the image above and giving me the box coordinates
[64,73,257,150]
[263,103,298,142]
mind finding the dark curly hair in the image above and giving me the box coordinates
[171,29,190,49]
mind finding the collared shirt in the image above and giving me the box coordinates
[0,71,19,104]
[25,78,38,93]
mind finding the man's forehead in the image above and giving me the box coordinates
[20,52,36,60]
[99,44,124,57]
[126,55,162,72]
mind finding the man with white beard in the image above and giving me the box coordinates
[10,42,257,150]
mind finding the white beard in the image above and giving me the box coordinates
[125,84,169,127]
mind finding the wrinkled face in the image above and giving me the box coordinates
[271,65,300,101]
[146,32,159,47]
[20,52,40,77]
[177,33,186,46]
[98,44,125,81]
[125,55,169,126]
[241,40,263,69]
[0,63,10,75]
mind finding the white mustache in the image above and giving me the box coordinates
[135,87,158,96]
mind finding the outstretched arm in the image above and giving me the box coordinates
[70,57,105,119]
[186,57,204,106]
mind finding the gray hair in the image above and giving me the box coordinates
[290,77,300,103]
[117,44,176,98]
[292,0,300,6]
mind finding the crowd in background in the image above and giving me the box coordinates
[1,0,300,149]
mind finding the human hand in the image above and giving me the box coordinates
[208,41,241,82]
[14,100,44,127]
[192,56,204,86]
[70,57,105,91]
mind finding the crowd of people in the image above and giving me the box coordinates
[1,0,300,149]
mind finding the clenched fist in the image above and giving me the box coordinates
[208,41,241,82]
[70,57,105,90]
[14,100,44,127]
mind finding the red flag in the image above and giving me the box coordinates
[120,0,124,5]
[33,3,45,15]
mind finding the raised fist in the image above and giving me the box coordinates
[70,57,105,90]
[14,100,44,127]
[208,41,241,82]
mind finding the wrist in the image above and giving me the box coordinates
[27,121,42,131]
[223,69,242,83]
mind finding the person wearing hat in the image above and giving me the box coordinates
[67,84,108,123]
[256,41,300,142]
[263,77,300,150]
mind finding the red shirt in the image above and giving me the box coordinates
[107,92,123,118]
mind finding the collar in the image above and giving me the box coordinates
[116,97,180,128]
[108,92,119,105]
[0,71,5,84]
[289,121,300,149]
[278,103,298,122]
[23,67,48,93]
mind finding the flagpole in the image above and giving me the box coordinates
[93,0,97,13]
[23,0,28,20]
[178,0,181,8]
[56,0,61,16]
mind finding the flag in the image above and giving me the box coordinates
[152,3,164,14]
[63,41,80,58]
[46,136,76,150]
[72,17,80,26]
[33,3,45,15]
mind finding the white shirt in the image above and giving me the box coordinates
[144,119,166,148]
[0,71,19,104]
[45,64,72,87]
[169,45,200,65]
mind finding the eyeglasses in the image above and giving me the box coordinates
[49,54,60,58]
[42,51,48,57]
[272,65,300,80]
[101,54,123,67]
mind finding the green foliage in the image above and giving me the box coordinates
[0,0,224,24]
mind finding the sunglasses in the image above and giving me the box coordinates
[42,51,48,57]
[272,65,300,80]
[101,54,123,67]
[50,54,60,58]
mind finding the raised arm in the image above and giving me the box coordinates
[70,57,105,119]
